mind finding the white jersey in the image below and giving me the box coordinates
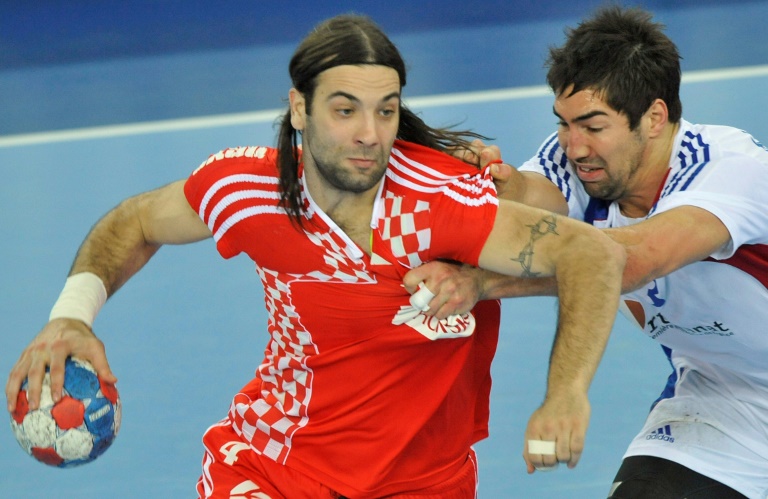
[519,120,768,498]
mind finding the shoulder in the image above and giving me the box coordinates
[674,122,768,167]
[664,122,768,197]
[387,140,497,205]
[184,146,281,209]
[389,140,477,176]
[192,146,279,177]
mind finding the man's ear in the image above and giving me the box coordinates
[289,88,306,131]
[646,98,669,138]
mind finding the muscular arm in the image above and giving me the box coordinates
[605,206,731,291]
[470,204,732,301]
[478,199,626,471]
[404,167,567,309]
[497,167,570,215]
[443,167,568,301]
[7,180,210,412]
[72,180,211,295]
[435,161,731,300]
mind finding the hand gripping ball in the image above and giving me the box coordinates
[10,357,121,467]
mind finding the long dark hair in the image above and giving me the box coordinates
[546,6,682,130]
[276,14,487,226]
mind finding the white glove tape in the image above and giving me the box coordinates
[49,272,108,328]
[533,463,559,472]
[528,439,558,471]
[409,282,435,311]
[528,439,556,455]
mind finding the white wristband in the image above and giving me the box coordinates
[49,272,108,328]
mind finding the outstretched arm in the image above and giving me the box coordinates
[478,199,625,473]
[406,205,730,474]
[6,180,210,413]
[407,203,732,318]
[403,150,567,314]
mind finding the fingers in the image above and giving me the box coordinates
[490,161,514,182]
[6,357,30,413]
[567,430,585,469]
[527,439,559,472]
[403,262,483,319]
[445,139,503,170]
[478,143,501,167]
[91,352,118,385]
[409,282,435,311]
[48,341,70,404]
[524,435,583,472]
[523,396,590,474]
[445,138,484,165]
[402,265,428,294]
[6,318,115,414]
[412,279,475,320]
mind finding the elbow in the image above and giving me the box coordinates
[572,230,627,283]
[610,235,628,269]
[620,260,659,294]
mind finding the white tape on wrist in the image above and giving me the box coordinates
[48,272,108,328]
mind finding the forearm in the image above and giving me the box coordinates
[546,232,625,395]
[479,271,557,300]
[69,194,160,296]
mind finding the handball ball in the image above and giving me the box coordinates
[10,357,121,467]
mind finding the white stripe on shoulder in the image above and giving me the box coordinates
[213,205,287,242]
[207,189,281,231]
[390,147,463,181]
[200,174,279,218]
[439,187,499,207]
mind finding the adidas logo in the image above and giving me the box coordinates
[646,424,675,443]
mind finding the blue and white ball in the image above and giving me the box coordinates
[10,357,121,467]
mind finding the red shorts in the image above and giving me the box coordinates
[196,420,478,499]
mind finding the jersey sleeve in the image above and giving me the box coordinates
[429,167,499,266]
[518,132,590,220]
[389,140,499,266]
[183,146,280,259]
[654,154,768,259]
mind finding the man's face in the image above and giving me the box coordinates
[290,64,401,196]
[554,86,648,202]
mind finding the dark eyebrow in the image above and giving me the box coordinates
[552,107,609,123]
[327,91,401,104]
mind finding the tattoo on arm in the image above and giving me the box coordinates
[509,215,559,277]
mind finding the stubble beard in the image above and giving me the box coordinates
[581,132,645,202]
[304,121,390,194]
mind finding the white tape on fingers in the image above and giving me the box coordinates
[528,439,557,455]
[533,463,559,472]
[409,282,435,311]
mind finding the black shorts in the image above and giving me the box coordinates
[608,456,747,499]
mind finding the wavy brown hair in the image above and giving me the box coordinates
[276,14,487,226]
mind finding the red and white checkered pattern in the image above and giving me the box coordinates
[380,195,431,268]
[229,227,374,463]
[186,141,501,495]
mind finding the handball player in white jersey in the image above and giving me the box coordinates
[410,5,768,499]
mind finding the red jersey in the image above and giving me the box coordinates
[184,140,501,498]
